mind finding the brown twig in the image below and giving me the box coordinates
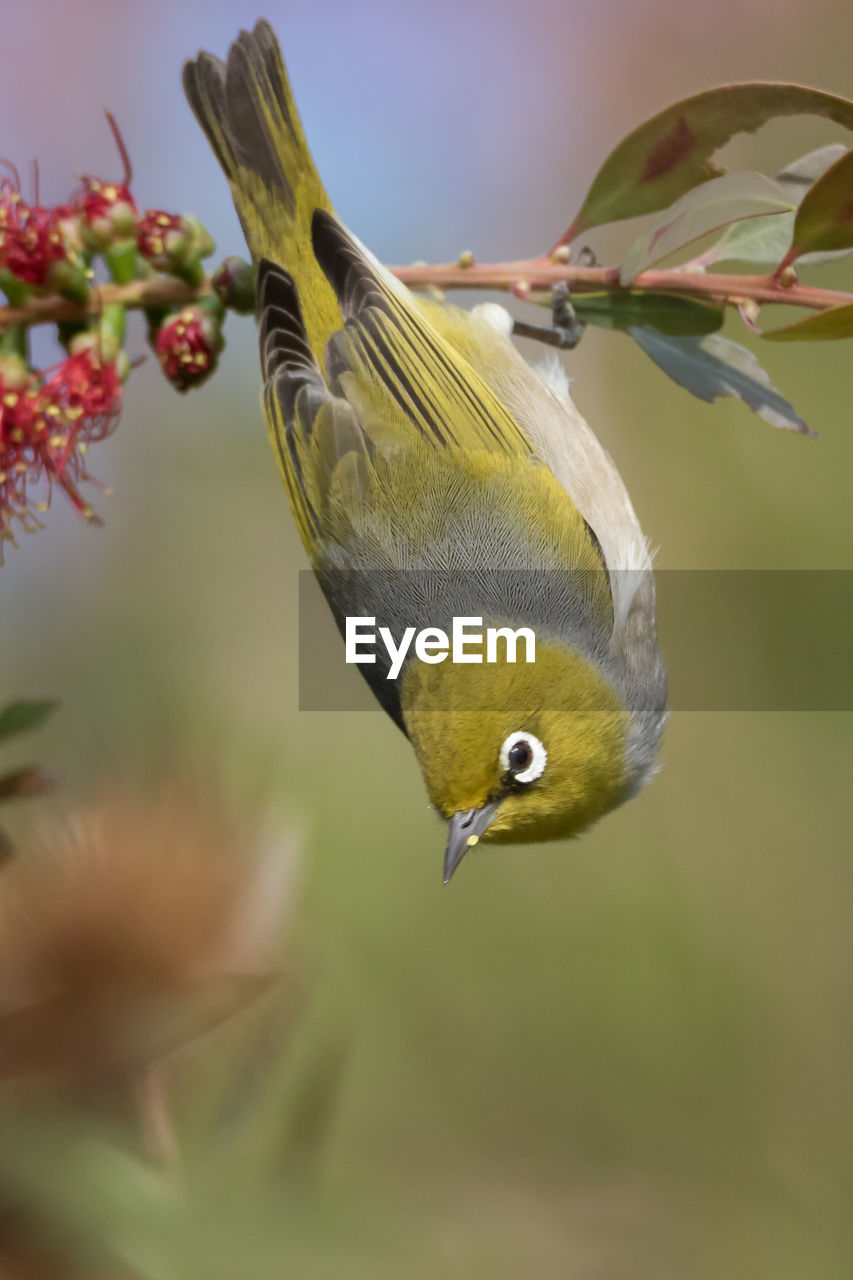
[390,258,853,311]
[0,275,213,329]
[1,258,851,335]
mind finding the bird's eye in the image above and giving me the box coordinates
[500,731,547,785]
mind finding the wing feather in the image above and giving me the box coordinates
[312,211,532,455]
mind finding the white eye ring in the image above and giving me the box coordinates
[500,731,547,784]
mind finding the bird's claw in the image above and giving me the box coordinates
[550,281,585,349]
[511,282,586,351]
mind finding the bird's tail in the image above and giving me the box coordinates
[182,20,340,359]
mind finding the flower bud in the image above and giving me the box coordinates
[72,176,139,253]
[137,210,215,285]
[212,255,256,314]
[44,256,90,305]
[152,303,224,392]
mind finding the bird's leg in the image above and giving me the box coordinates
[512,280,586,350]
[551,280,585,347]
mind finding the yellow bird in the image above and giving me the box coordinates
[183,21,666,881]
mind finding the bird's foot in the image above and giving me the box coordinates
[512,281,586,350]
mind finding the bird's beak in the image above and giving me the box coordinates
[443,802,500,884]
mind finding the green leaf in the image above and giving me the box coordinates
[559,83,853,244]
[762,303,853,341]
[700,144,852,268]
[629,328,812,434]
[778,147,853,269]
[699,211,797,270]
[619,172,793,284]
[0,269,29,308]
[775,142,851,195]
[568,291,724,336]
[0,699,59,744]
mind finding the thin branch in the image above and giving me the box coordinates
[1,258,852,335]
[389,258,853,311]
[0,275,213,330]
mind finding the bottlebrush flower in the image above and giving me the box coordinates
[71,175,137,252]
[0,344,124,554]
[153,304,223,392]
[138,210,215,285]
[137,208,187,269]
[0,182,80,292]
[44,341,124,436]
[0,355,46,544]
[35,343,123,519]
[0,790,292,1085]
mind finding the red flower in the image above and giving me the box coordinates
[137,209,215,284]
[154,306,223,392]
[0,184,77,289]
[137,208,187,270]
[72,175,137,250]
[0,347,123,553]
[74,176,135,225]
[36,346,122,515]
[0,357,45,545]
[44,345,123,434]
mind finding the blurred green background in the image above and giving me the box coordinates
[3,0,853,1276]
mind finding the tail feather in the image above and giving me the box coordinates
[181,53,233,179]
[223,32,296,209]
[183,20,339,358]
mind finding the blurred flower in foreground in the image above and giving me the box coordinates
[0,790,295,1087]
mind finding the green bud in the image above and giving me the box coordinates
[212,256,256,314]
[184,214,215,258]
[0,270,30,308]
[79,218,115,253]
[46,259,91,306]
[164,228,190,261]
[104,240,140,286]
[110,200,138,238]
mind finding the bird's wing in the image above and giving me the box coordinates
[259,260,374,547]
[259,220,608,592]
[311,210,534,457]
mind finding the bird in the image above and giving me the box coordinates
[183,20,667,882]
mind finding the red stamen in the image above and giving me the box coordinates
[104,110,133,188]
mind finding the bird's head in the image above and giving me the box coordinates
[400,637,633,881]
